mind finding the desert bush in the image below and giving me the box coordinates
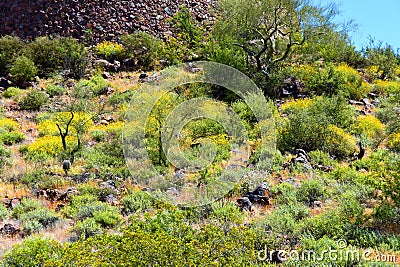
[372,80,400,95]
[353,115,384,142]
[20,208,60,229]
[92,210,122,228]
[121,190,154,214]
[387,132,400,152]
[95,41,125,62]
[2,236,61,267]
[22,220,44,235]
[9,56,37,85]
[296,178,329,206]
[45,84,65,97]
[300,209,347,240]
[63,194,120,221]
[0,131,25,145]
[269,182,298,205]
[19,90,48,111]
[73,74,110,96]
[0,35,25,76]
[0,203,9,221]
[0,118,19,132]
[21,135,77,161]
[121,32,161,70]
[2,86,22,99]
[325,125,358,159]
[23,36,88,78]
[308,150,336,167]
[209,201,245,224]
[12,198,41,219]
[72,217,102,240]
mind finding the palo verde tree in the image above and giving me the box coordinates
[215,0,338,80]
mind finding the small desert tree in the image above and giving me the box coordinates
[215,0,338,78]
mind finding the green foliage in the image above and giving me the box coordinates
[363,40,399,80]
[45,84,65,97]
[296,178,329,206]
[20,208,60,234]
[72,218,102,240]
[209,201,245,224]
[0,131,25,145]
[121,190,154,214]
[0,203,9,221]
[19,90,48,111]
[0,35,25,76]
[12,198,41,219]
[92,210,122,228]
[121,32,161,70]
[74,75,110,96]
[23,36,88,78]
[2,236,61,267]
[2,86,22,98]
[95,41,125,62]
[278,95,357,158]
[9,56,38,85]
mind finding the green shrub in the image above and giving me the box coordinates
[22,220,44,235]
[9,56,38,85]
[209,201,245,224]
[2,236,61,267]
[95,41,125,62]
[296,178,329,206]
[19,90,48,111]
[0,35,25,76]
[0,203,9,221]
[121,32,161,70]
[20,208,60,229]
[2,86,22,98]
[72,218,102,240]
[12,198,41,219]
[121,190,154,214]
[93,210,122,228]
[0,131,25,145]
[73,75,109,96]
[45,84,65,97]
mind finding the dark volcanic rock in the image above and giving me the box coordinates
[0,0,217,43]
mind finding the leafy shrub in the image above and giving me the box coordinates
[19,90,48,111]
[92,210,122,228]
[0,118,19,131]
[372,80,400,95]
[387,132,400,152]
[300,209,347,240]
[353,115,384,142]
[0,131,25,145]
[22,220,44,235]
[121,32,161,70]
[0,35,25,76]
[2,236,61,267]
[325,124,357,159]
[72,218,102,239]
[63,194,120,221]
[296,178,329,206]
[95,41,125,61]
[12,198,41,219]
[9,56,38,85]
[20,208,60,230]
[2,86,22,98]
[21,135,76,161]
[45,84,65,97]
[23,36,88,78]
[308,150,335,167]
[0,203,9,221]
[121,190,154,214]
[73,75,110,96]
[209,201,245,224]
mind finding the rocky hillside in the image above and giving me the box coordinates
[0,0,216,43]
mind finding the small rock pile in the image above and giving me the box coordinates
[0,0,217,43]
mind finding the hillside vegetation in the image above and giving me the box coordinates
[0,1,400,266]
